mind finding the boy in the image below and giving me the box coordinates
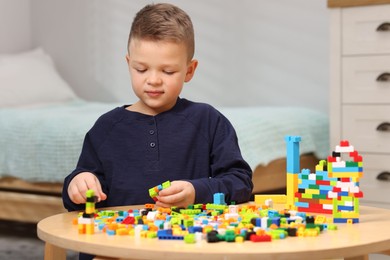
[63,3,253,212]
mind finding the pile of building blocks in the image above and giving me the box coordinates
[75,136,364,243]
[75,191,338,243]
[285,136,363,223]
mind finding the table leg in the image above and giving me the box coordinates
[344,255,368,260]
[44,242,66,260]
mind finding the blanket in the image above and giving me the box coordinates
[0,100,328,182]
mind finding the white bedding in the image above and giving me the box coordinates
[0,99,329,182]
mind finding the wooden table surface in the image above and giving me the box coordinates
[328,0,390,8]
[37,204,390,260]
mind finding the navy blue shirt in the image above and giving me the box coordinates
[62,98,253,211]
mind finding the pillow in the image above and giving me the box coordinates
[0,48,77,108]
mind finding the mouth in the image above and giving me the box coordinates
[145,91,164,97]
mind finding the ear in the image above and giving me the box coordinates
[184,59,198,83]
[125,54,130,65]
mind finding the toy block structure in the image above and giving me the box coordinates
[285,136,301,209]
[285,136,364,223]
[149,180,171,202]
[78,189,98,234]
[328,141,363,223]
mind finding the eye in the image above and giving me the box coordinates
[134,68,146,73]
[163,71,175,75]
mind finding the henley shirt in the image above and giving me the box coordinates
[62,98,253,211]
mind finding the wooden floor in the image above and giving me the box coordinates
[0,220,78,259]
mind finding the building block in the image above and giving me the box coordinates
[213,193,226,205]
[149,181,171,201]
[289,137,363,223]
[78,189,98,235]
[285,136,301,173]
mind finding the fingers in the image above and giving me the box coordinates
[157,184,181,196]
[68,182,87,204]
[156,181,195,208]
[89,176,106,202]
[68,172,106,204]
[157,191,183,205]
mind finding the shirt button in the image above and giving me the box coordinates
[149,130,155,135]
[150,142,156,148]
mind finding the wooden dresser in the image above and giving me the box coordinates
[328,0,390,208]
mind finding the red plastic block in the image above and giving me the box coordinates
[250,234,272,242]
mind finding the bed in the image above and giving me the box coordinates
[0,48,329,223]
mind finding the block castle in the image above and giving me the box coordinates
[285,136,364,223]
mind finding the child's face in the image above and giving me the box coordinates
[126,39,198,115]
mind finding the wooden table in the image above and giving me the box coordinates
[37,204,390,260]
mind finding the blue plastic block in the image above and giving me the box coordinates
[285,136,301,173]
[331,167,362,172]
[337,205,354,211]
[295,201,309,208]
[213,193,226,205]
[333,218,359,224]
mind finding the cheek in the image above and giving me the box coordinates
[166,76,184,89]
[130,76,143,92]
[130,72,143,85]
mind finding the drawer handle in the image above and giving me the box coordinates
[376,122,390,132]
[377,171,390,181]
[377,22,390,32]
[376,72,390,82]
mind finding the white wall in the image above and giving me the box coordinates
[29,0,329,113]
[0,0,31,53]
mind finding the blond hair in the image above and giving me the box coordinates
[128,3,195,61]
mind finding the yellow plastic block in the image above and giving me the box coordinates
[78,224,86,234]
[117,228,129,235]
[314,215,326,224]
[329,172,362,178]
[340,212,359,218]
[86,224,94,235]
[235,236,244,243]
[287,173,298,209]
[319,199,333,205]
[305,188,320,195]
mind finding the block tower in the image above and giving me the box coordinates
[78,189,98,234]
[286,136,364,223]
[285,136,301,210]
[327,141,363,223]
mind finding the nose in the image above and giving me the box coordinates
[147,72,162,86]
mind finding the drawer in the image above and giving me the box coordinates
[359,153,390,205]
[342,55,390,104]
[342,4,390,55]
[342,105,390,153]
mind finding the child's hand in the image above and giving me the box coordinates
[155,180,195,208]
[67,172,107,204]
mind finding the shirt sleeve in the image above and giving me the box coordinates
[62,131,108,211]
[189,112,253,204]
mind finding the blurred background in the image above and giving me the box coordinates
[0,0,329,113]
